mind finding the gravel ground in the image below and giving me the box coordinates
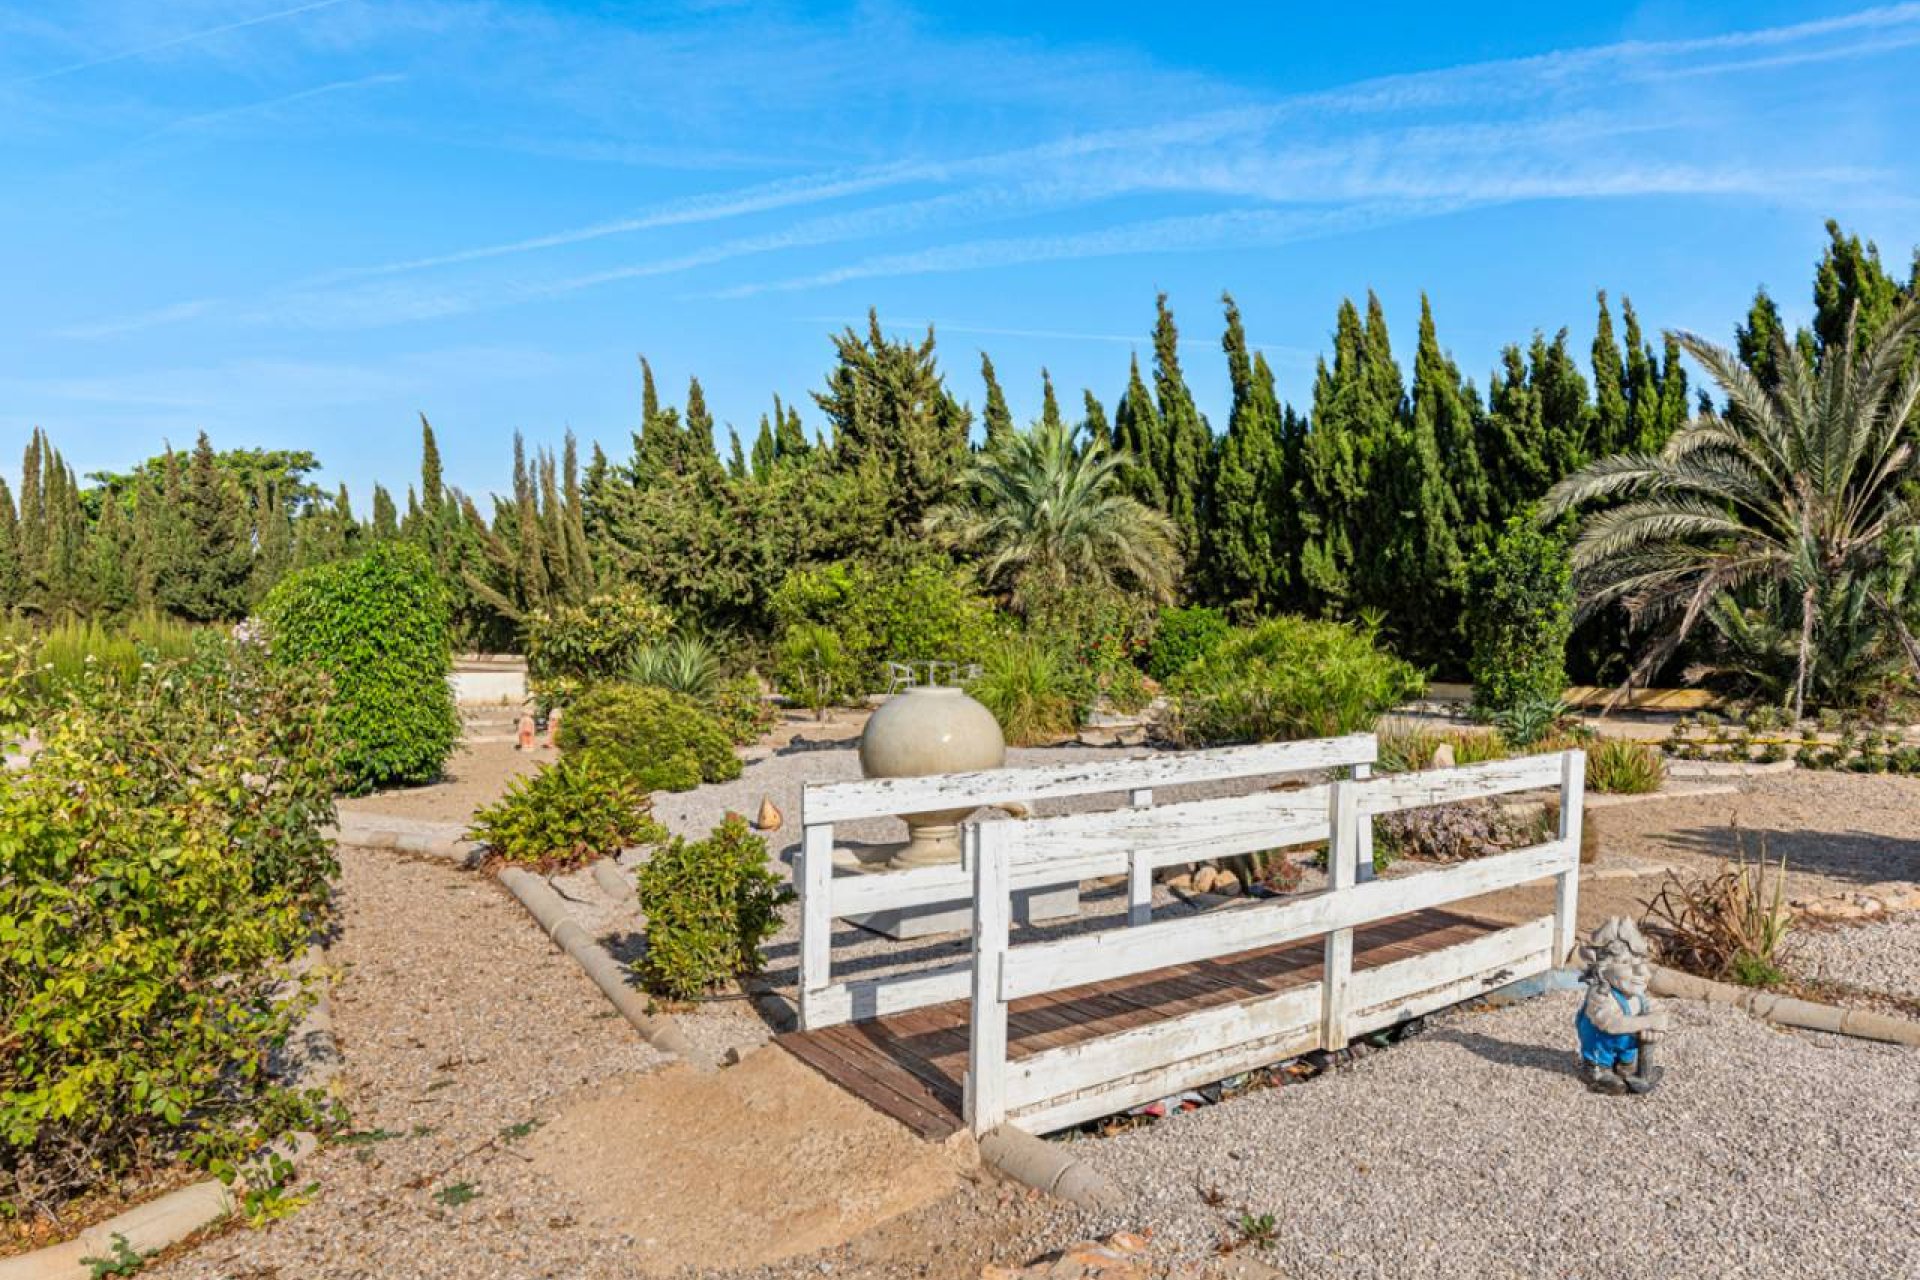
[1791,913,1920,1002]
[1067,991,1920,1278]
[152,846,671,1280]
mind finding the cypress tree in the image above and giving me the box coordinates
[1039,368,1063,432]
[1736,288,1789,387]
[0,477,19,610]
[1590,292,1631,458]
[253,477,292,603]
[561,432,593,597]
[980,353,1014,452]
[683,377,723,477]
[1530,330,1591,481]
[420,414,445,515]
[1298,301,1372,613]
[634,357,683,481]
[1151,293,1213,558]
[84,490,134,617]
[1112,354,1166,508]
[1812,219,1907,352]
[371,485,399,539]
[774,395,810,460]
[1412,296,1488,545]
[750,415,777,479]
[1206,292,1286,609]
[727,428,748,479]
[1081,390,1111,451]
[18,430,45,592]
[1478,344,1548,533]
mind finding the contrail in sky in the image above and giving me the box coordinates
[11,0,349,86]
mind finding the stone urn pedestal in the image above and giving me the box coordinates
[836,684,1080,940]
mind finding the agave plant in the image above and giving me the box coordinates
[1543,301,1920,718]
[626,635,721,700]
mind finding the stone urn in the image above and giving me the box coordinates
[858,685,1006,868]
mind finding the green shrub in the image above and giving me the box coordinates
[1145,605,1230,681]
[467,757,666,869]
[525,587,674,705]
[769,559,999,694]
[1026,583,1152,715]
[635,815,792,1000]
[1584,737,1665,794]
[1466,515,1573,719]
[260,542,458,792]
[2,612,202,707]
[1168,616,1424,744]
[1491,696,1570,748]
[772,622,859,716]
[970,635,1079,745]
[1377,724,1510,773]
[627,635,721,700]
[557,683,741,792]
[0,638,339,1217]
[707,672,775,745]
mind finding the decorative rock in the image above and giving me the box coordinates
[756,796,784,832]
[1192,866,1219,894]
[1212,870,1242,897]
[1430,741,1456,769]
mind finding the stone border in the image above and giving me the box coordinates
[494,866,708,1068]
[1651,965,1920,1047]
[977,1126,1123,1209]
[0,953,340,1280]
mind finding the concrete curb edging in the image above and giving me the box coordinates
[0,956,340,1280]
[1651,965,1920,1046]
[325,815,482,866]
[589,857,635,902]
[977,1126,1124,1210]
[495,867,710,1068]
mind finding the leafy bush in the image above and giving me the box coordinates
[707,672,776,745]
[1467,515,1573,719]
[635,815,792,1000]
[260,542,458,792]
[556,683,742,792]
[772,622,859,717]
[525,587,674,705]
[0,637,339,1217]
[1585,737,1665,794]
[1642,835,1791,986]
[969,635,1079,745]
[627,635,721,700]
[769,559,1000,694]
[1168,616,1423,744]
[1145,605,1230,681]
[467,757,666,869]
[1026,583,1152,716]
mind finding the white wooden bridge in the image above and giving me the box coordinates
[774,733,1584,1138]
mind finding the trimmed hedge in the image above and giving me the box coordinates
[556,683,742,792]
[260,542,459,792]
[635,815,790,999]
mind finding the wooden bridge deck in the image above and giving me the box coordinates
[775,906,1503,1139]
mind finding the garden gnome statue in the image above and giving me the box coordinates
[1575,917,1670,1095]
[545,706,562,749]
[516,712,537,751]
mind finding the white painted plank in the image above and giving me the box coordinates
[1352,761,1376,884]
[1355,753,1566,816]
[1347,917,1555,1034]
[1004,985,1321,1111]
[797,819,836,1031]
[1127,787,1154,927]
[799,963,972,1028]
[804,734,1376,824]
[1320,781,1358,1050]
[999,839,1577,1001]
[1554,749,1585,964]
[964,823,1012,1135]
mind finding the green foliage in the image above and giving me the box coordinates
[557,683,742,792]
[1145,605,1230,681]
[82,1234,150,1277]
[1643,836,1792,986]
[0,638,339,1217]
[466,757,666,869]
[1467,516,1572,718]
[1584,737,1665,794]
[261,542,459,792]
[769,558,1000,695]
[1168,616,1424,744]
[627,634,722,700]
[969,635,1079,745]
[635,816,792,1000]
[433,1182,480,1208]
[525,586,674,705]
[1377,724,1510,772]
[1,612,201,707]
[1491,697,1570,748]
[772,623,857,717]
[706,672,776,745]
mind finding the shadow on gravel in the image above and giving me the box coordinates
[1429,1027,1579,1080]
[1662,825,1920,888]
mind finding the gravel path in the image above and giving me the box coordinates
[1792,913,1920,1002]
[153,846,670,1280]
[1067,991,1920,1278]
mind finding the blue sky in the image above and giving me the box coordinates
[3,1,1917,503]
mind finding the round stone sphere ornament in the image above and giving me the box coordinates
[858,684,1006,868]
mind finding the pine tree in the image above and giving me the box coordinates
[83,490,134,616]
[162,433,253,621]
[1151,294,1213,558]
[1112,354,1166,508]
[1039,369,1063,432]
[980,353,1014,452]
[1205,293,1287,609]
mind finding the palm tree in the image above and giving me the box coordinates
[1542,302,1920,718]
[925,420,1180,611]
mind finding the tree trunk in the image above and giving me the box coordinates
[1793,583,1816,721]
